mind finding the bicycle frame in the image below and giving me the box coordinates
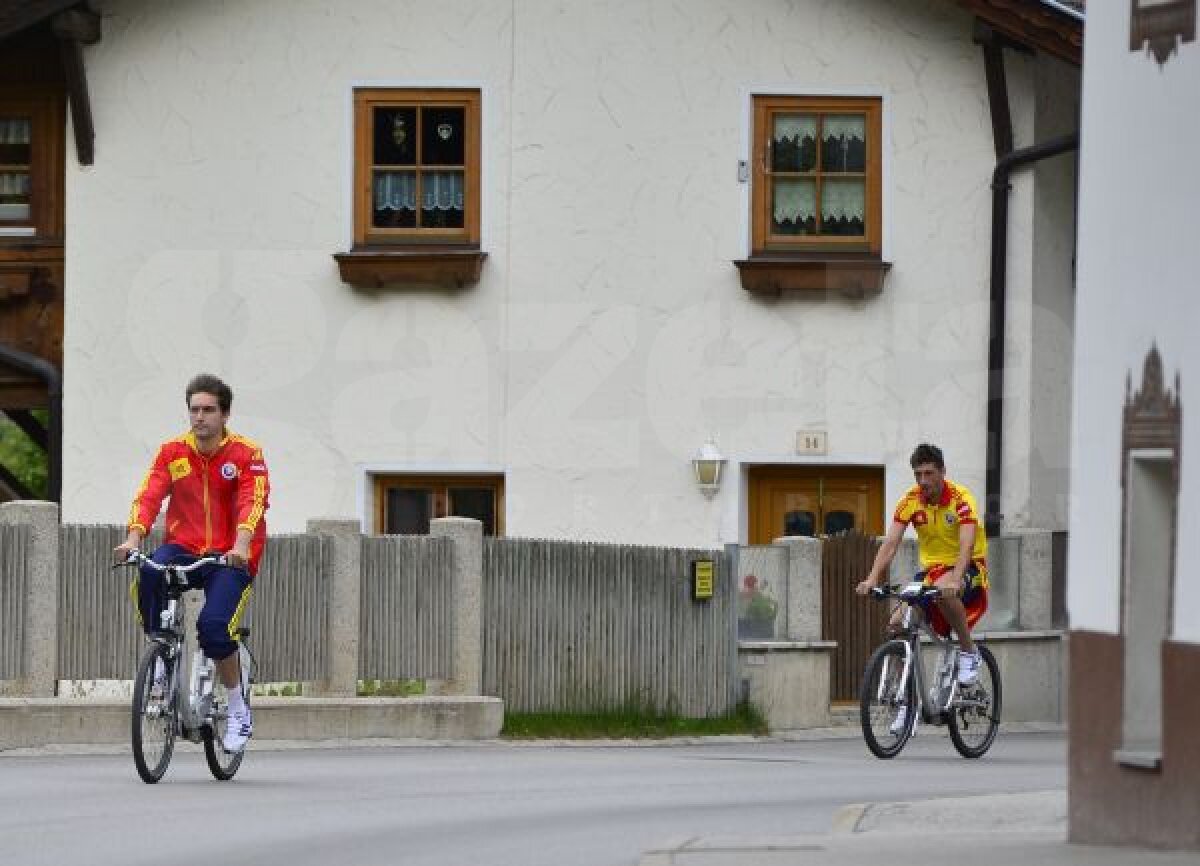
[875,584,965,725]
[127,553,225,741]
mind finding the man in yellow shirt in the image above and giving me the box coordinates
[856,443,989,686]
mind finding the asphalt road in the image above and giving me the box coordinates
[1,731,1065,866]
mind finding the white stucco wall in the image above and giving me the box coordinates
[1067,6,1198,640]
[63,0,1065,546]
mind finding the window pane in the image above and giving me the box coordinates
[373,170,417,227]
[0,117,31,221]
[772,178,816,235]
[386,488,432,534]
[449,487,496,536]
[772,114,816,173]
[420,171,465,228]
[821,114,866,173]
[818,178,865,236]
[373,106,416,166]
[824,510,856,535]
[421,107,465,166]
[784,510,816,537]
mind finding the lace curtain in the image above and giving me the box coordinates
[374,171,464,212]
[773,177,864,233]
[773,115,816,146]
[0,173,30,197]
[822,115,866,172]
[773,179,815,225]
[821,179,864,220]
[0,118,30,145]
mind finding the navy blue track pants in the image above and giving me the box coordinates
[134,543,252,662]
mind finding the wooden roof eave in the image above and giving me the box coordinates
[0,1,101,165]
[954,0,1083,65]
[0,0,81,43]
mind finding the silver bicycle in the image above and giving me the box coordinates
[860,581,1001,759]
[117,550,254,783]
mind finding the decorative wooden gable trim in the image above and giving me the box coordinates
[1130,0,1196,65]
[1119,346,1182,637]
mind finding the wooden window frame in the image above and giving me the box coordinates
[0,89,65,241]
[735,95,889,297]
[336,87,486,289]
[373,473,505,536]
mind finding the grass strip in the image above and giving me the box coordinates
[501,701,768,739]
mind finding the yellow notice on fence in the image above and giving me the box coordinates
[692,560,714,601]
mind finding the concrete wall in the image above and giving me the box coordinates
[738,641,834,730]
[61,0,1072,547]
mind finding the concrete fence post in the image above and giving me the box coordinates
[888,538,921,584]
[1014,529,1053,630]
[774,536,822,641]
[430,517,483,696]
[307,517,361,697]
[0,500,59,697]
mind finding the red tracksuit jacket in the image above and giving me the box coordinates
[127,430,270,575]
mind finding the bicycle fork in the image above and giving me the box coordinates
[877,641,915,707]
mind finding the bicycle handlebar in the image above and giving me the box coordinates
[114,550,226,573]
[870,582,943,603]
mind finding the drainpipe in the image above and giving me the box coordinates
[0,343,61,503]
[985,132,1078,539]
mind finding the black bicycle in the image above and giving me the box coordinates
[117,551,255,783]
[860,581,1001,759]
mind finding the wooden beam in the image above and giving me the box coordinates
[0,0,79,43]
[1,409,48,451]
[57,35,94,164]
[0,458,34,501]
[954,0,1083,66]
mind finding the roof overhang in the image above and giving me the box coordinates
[0,0,83,43]
[0,1,100,165]
[954,0,1084,65]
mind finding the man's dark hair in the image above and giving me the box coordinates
[185,373,232,414]
[909,443,945,470]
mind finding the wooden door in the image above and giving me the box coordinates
[749,466,883,543]
[748,466,885,702]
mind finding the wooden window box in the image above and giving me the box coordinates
[334,247,486,289]
[733,254,890,298]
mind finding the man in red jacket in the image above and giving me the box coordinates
[114,373,270,753]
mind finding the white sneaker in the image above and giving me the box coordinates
[957,650,983,685]
[222,707,252,753]
[889,705,910,736]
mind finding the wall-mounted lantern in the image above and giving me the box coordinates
[692,440,727,497]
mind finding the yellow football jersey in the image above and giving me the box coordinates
[892,479,988,581]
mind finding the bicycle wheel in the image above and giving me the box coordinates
[203,648,249,780]
[860,640,917,759]
[948,645,1002,758]
[131,642,176,784]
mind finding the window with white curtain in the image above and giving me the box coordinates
[353,89,480,247]
[751,96,881,255]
